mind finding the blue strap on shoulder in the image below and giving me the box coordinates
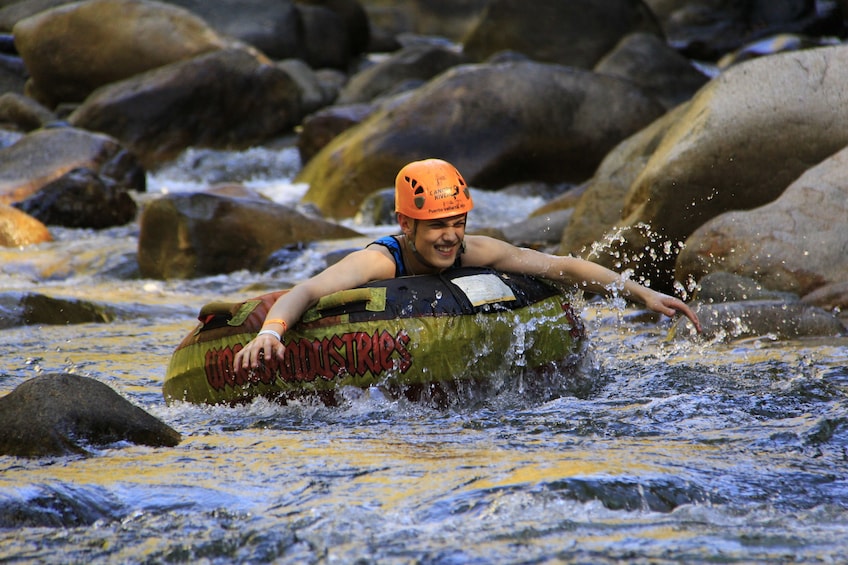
[367,235,406,277]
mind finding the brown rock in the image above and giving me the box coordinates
[0,127,143,205]
[676,144,848,296]
[299,61,664,218]
[593,44,848,291]
[12,167,138,228]
[12,0,225,107]
[69,47,303,168]
[137,192,361,278]
[0,202,51,246]
[463,0,662,68]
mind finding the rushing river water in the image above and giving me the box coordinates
[1,147,847,563]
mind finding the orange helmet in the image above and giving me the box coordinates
[394,159,473,220]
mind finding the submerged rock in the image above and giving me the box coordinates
[0,373,181,457]
[692,272,799,304]
[669,300,848,342]
[0,291,117,328]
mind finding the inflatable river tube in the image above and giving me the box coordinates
[164,267,586,406]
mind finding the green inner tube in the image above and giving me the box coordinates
[164,267,586,406]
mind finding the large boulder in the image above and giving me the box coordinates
[69,47,303,168]
[462,0,662,68]
[336,43,468,105]
[164,0,370,68]
[0,127,143,205]
[0,373,181,457]
[299,61,665,218]
[0,0,75,31]
[360,0,487,45]
[12,0,226,108]
[296,0,371,56]
[295,0,370,69]
[593,32,709,110]
[163,0,303,60]
[556,104,686,256]
[676,144,848,297]
[137,191,361,279]
[642,0,843,60]
[586,44,848,291]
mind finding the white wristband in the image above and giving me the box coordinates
[257,329,282,341]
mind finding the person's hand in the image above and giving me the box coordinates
[643,291,702,333]
[233,333,286,371]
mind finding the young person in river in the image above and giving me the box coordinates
[234,158,701,371]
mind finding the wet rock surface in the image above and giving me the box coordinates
[0,373,181,457]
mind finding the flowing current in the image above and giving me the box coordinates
[1,147,847,564]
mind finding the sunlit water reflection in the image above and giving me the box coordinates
[1,147,847,563]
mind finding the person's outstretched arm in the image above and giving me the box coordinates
[464,235,702,332]
[234,247,397,371]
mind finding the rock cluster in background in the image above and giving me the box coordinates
[0,0,844,330]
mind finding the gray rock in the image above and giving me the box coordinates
[677,144,848,297]
[802,281,848,313]
[337,43,467,105]
[669,300,848,342]
[0,92,56,131]
[589,44,848,292]
[0,373,181,457]
[594,32,709,110]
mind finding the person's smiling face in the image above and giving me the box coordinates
[403,213,467,272]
